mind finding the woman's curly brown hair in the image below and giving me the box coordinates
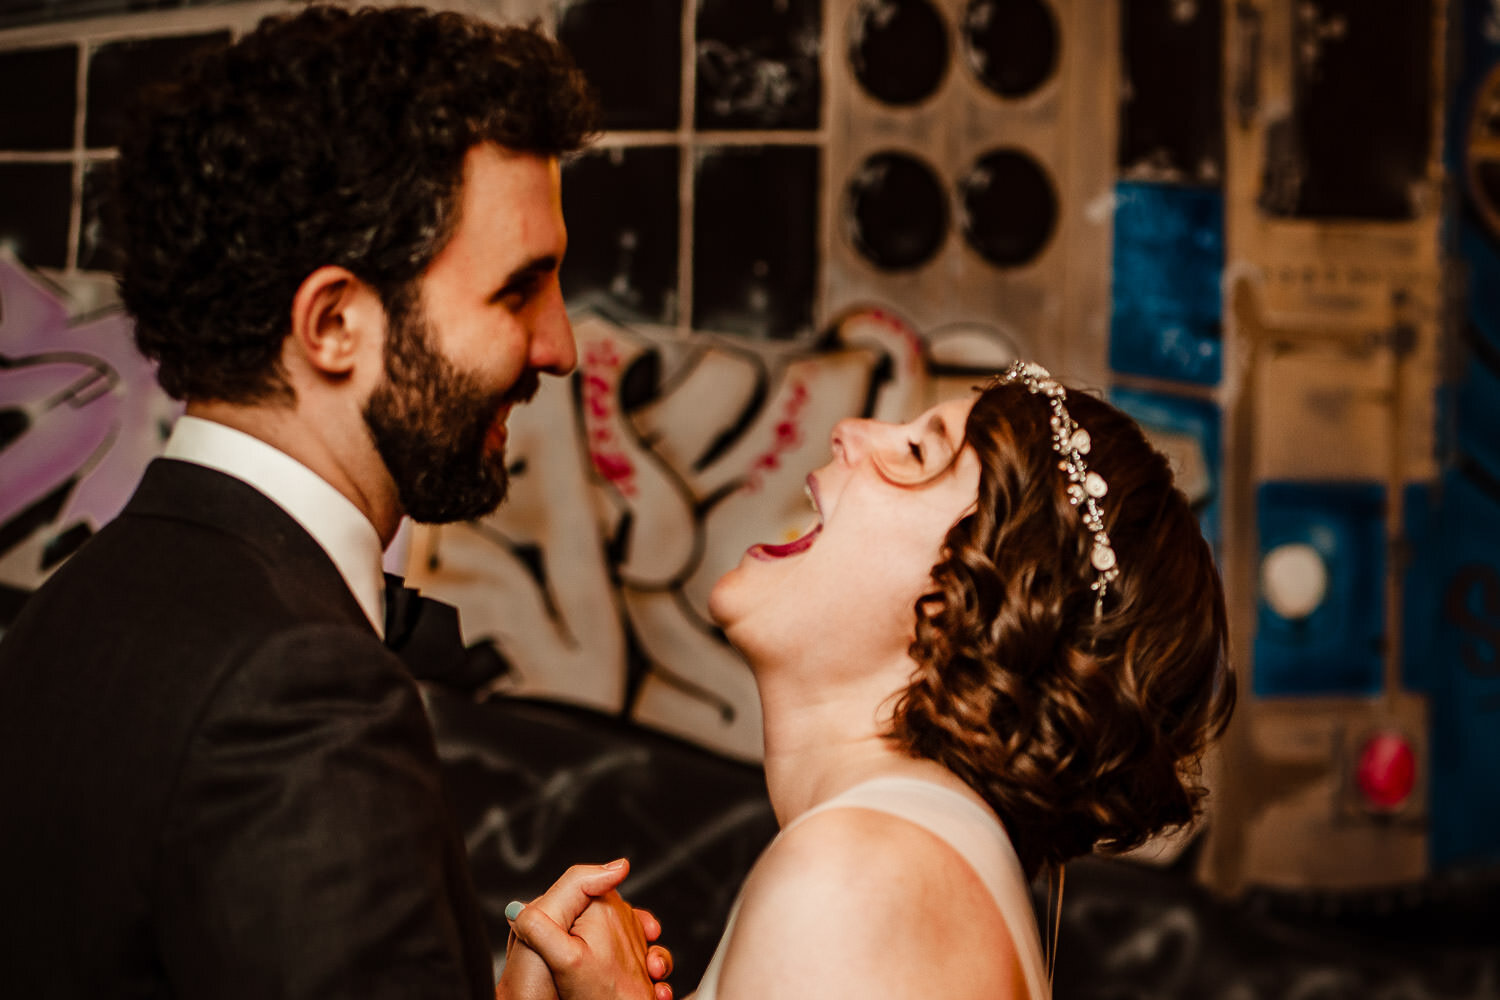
[890,379,1236,879]
[113,4,600,404]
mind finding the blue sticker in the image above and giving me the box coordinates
[1108,181,1223,386]
[1253,481,1385,698]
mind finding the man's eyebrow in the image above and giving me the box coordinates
[490,255,560,298]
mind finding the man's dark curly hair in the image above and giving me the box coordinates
[114,4,600,403]
[890,379,1237,880]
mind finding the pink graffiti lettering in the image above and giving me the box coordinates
[743,380,808,493]
[581,340,638,497]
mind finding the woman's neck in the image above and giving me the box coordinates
[755,658,960,827]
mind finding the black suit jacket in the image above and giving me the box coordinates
[0,459,493,998]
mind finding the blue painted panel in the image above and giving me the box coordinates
[1253,481,1385,697]
[1439,0,1500,873]
[1401,483,1438,695]
[1457,351,1500,484]
[1424,468,1500,870]
[1445,0,1500,181]
[1110,386,1221,551]
[1458,224,1500,360]
[1108,180,1223,386]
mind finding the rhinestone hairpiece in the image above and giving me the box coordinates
[995,361,1119,617]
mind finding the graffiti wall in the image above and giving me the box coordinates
[0,247,1032,981]
[0,257,179,614]
[5,0,1500,990]
[405,309,1018,760]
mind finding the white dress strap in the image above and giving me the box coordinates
[692,776,1050,1000]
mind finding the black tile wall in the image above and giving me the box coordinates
[556,0,681,131]
[1,0,219,32]
[1119,0,1223,183]
[78,158,119,272]
[0,161,73,269]
[692,145,818,339]
[1263,0,1433,219]
[84,30,227,149]
[0,0,54,32]
[695,0,820,130]
[561,145,681,323]
[0,45,78,151]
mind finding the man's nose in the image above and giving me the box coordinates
[529,284,578,376]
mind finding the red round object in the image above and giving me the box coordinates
[1355,731,1416,812]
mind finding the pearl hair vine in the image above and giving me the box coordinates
[994,361,1120,618]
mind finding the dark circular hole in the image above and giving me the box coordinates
[958,148,1057,267]
[845,151,949,270]
[848,0,950,107]
[961,0,1059,99]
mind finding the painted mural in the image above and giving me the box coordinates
[0,251,1027,749]
[0,250,1031,982]
[0,256,179,618]
[5,0,1500,992]
[407,307,1020,761]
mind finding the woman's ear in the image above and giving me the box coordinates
[288,266,385,377]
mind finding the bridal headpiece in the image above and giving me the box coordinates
[994,361,1119,617]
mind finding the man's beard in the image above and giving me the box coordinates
[363,298,539,524]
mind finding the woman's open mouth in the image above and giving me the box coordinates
[749,477,823,561]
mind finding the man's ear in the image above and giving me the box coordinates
[288,266,385,377]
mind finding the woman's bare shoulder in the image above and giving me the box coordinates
[713,806,1025,999]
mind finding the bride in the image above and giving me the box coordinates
[506,362,1236,999]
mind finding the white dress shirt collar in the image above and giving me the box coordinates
[162,415,387,637]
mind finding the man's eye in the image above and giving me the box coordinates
[494,278,539,309]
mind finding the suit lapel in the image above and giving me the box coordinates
[124,458,375,634]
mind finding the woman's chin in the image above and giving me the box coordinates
[705,571,737,629]
[706,568,768,650]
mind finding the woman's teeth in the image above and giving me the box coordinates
[748,476,824,560]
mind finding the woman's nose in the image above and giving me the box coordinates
[830,418,856,463]
[831,417,886,463]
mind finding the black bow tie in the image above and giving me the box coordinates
[383,573,469,683]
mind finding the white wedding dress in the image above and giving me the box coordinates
[691,776,1050,999]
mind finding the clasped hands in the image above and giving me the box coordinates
[495,859,674,1000]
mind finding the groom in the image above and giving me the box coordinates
[0,6,664,997]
